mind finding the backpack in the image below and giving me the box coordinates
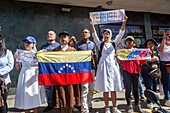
[98,42,116,63]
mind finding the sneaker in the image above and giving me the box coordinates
[140,96,145,102]
[96,90,100,93]
[153,103,159,108]
[105,108,111,113]
[73,106,81,112]
[134,105,144,113]
[73,107,80,112]
[112,108,122,113]
[93,90,97,94]
[147,103,153,109]
[165,100,170,106]
[43,105,53,112]
[126,105,133,113]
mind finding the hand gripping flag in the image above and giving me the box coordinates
[37,51,94,85]
[117,49,151,60]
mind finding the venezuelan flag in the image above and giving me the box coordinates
[37,51,93,85]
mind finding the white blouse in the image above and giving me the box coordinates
[158,43,170,61]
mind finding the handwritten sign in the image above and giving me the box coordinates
[117,49,151,60]
[16,49,37,64]
[90,9,125,25]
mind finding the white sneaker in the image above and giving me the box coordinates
[147,103,153,109]
[73,107,80,112]
[112,108,122,113]
[153,103,159,108]
[165,100,170,106]
[105,108,111,113]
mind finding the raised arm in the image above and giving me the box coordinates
[114,15,128,46]
[89,18,101,49]
[120,15,128,31]
[157,31,166,52]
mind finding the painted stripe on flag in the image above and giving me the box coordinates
[37,51,91,63]
[38,72,93,85]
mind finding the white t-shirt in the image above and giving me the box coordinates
[158,43,170,61]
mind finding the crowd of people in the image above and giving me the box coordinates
[0,15,170,113]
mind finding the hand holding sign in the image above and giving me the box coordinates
[117,49,151,60]
[89,9,125,25]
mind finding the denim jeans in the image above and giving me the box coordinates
[141,67,158,103]
[123,70,140,105]
[139,77,144,97]
[160,61,170,100]
[44,85,53,105]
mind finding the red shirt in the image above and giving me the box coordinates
[122,48,147,74]
[122,60,141,74]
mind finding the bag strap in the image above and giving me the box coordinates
[98,42,116,63]
[112,42,116,54]
[98,42,104,63]
[112,42,116,50]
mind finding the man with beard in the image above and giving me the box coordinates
[40,31,60,112]
[0,33,14,113]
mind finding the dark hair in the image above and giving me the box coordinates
[144,38,158,47]
[0,33,2,40]
[0,33,7,57]
[82,28,90,34]
[103,30,110,34]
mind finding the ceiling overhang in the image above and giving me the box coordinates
[17,0,170,15]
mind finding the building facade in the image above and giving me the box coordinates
[0,0,170,93]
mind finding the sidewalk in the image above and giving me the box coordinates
[7,89,169,113]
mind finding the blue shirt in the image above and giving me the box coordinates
[75,39,96,69]
[41,42,60,51]
[0,50,14,84]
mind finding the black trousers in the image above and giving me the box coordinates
[0,83,10,113]
[123,70,140,105]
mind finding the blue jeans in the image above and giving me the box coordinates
[160,61,170,100]
[44,85,53,105]
[141,67,158,103]
[139,77,144,97]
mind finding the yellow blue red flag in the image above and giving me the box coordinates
[117,49,151,60]
[37,51,93,85]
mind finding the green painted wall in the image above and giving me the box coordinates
[0,1,98,91]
